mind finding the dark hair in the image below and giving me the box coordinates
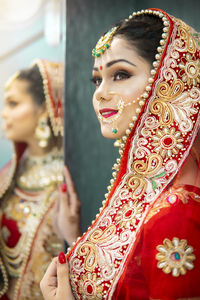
[114,14,163,64]
[16,65,45,106]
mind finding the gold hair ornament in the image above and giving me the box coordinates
[92,27,118,57]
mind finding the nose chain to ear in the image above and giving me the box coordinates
[97,91,146,136]
[108,91,145,108]
[98,92,144,108]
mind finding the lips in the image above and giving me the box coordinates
[99,108,118,119]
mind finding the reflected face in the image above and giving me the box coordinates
[2,79,43,143]
[92,37,151,139]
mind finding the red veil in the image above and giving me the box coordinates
[67,8,200,300]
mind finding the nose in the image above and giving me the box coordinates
[95,85,112,101]
[97,96,109,102]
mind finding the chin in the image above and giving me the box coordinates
[100,125,123,139]
[7,134,25,143]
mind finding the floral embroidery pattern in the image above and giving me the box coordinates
[115,201,143,228]
[78,272,103,300]
[179,53,200,86]
[152,127,184,158]
[156,237,196,277]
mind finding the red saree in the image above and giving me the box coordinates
[114,185,200,299]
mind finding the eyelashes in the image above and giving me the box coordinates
[90,76,102,87]
[113,70,132,81]
[91,70,132,87]
[6,100,18,107]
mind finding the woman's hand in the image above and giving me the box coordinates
[53,165,81,246]
[40,252,75,300]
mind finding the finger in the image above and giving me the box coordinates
[40,257,58,296]
[48,276,57,286]
[42,257,57,282]
[57,252,73,299]
[63,165,76,194]
[59,186,70,209]
[63,167,81,209]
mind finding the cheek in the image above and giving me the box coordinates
[92,95,98,112]
[13,105,37,123]
[122,74,150,100]
[10,105,39,135]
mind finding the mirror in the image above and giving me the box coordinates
[0,0,66,168]
[0,1,66,298]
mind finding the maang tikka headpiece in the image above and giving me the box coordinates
[92,26,118,57]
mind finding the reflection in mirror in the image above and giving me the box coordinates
[0,1,67,299]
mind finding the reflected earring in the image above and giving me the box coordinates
[35,117,51,148]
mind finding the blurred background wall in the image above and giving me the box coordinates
[0,0,65,167]
[64,0,200,232]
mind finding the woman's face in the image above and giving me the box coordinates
[92,37,151,139]
[2,79,44,143]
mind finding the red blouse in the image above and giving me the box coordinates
[114,185,200,299]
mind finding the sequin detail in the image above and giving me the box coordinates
[156,237,196,277]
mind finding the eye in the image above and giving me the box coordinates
[7,100,18,107]
[91,76,102,87]
[113,70,131,81]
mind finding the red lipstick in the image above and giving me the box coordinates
[99,108,118,118]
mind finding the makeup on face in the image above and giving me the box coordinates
[92,38,151,139]
[99,108,118,118]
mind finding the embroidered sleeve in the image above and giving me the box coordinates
[141,192,200,299]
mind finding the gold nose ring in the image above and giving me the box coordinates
[98,96,105,101]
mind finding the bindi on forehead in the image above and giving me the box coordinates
[100,66,103,70]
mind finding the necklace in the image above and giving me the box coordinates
[16,147,63,191]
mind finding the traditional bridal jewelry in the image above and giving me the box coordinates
[97,96,125,133]
[112,120,118,134]
[16,147,63,190]
[34,117,51,148]
[92,26,118,57]
[97,93,145,137]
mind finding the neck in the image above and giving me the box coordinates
[26,138,55,156]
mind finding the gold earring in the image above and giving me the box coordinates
[35,117,51,148]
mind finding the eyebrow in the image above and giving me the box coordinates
[93,59,136,71]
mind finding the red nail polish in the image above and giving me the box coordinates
[58,251,66,264]
[61,183,67,193]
